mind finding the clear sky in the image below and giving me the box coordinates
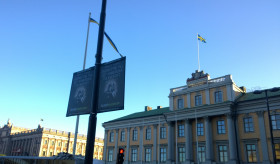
[0,0,279,138]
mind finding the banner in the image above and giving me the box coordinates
[66,67,95,117]
[98,57,126,113]
[66,57,126,116]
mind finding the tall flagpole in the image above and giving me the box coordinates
[197,33,200,72]
[73,12,92,156]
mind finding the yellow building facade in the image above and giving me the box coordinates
[102,70,280,164]
[0,120,104,160]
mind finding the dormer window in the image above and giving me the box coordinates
[215,91,223,103]
[178,99,184,109]
[195,95,202,106]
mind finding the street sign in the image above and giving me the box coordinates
[66,67,95,117]
[98,57,126,113]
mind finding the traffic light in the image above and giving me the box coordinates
[116,148,125,164]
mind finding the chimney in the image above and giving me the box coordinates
[157,106,163,109]
[240,86,246,93]
[145,106,152,111]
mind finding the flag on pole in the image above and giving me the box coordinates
[89,18,99,24]
[89,17,123,57]
[198,34,206,43]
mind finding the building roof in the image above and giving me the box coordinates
[105,88,280,124]
[106,107,170,123]
[237,89,280,102]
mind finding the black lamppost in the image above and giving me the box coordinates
[254,87,280,164]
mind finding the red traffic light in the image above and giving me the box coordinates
[119,148,124,154]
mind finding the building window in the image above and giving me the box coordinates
[145,148,151,162]
[246,144,257,162]
[160,127,166,139]
[198,146,206,162]
[132,148,138,162]
[110,132,114,142]
[244,117,254,132]
[64,142,67,147]
[215,91,223,103]
[108,149,113,162]
[146,128,151,140]
[218,145,228,162]
[197,122,204,136]
[133,129,138,141]
[178,99,183,109]
[44,140,48,145]
[178,147,185,162]
[275,144,280,161]
[51,141,55,146]
[217,120,226,134]
[50,152,53,156]
[160,148,167,162]
[178,124,184,137]
[43,151,46,156]
[271,114,280,130]
[58,142,61,146]
[195,95,202,106]
[120,131,125,142]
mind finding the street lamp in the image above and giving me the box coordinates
[254,87,280,164]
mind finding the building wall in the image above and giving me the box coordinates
[0,122,103,160]
[102,71,280,164]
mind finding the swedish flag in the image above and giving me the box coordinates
[198,34,206,43]
[89,17,123,57]
[89,18,99,24]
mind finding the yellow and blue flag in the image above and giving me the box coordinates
[89,17,123,57]
[89,18,99,24]
[198,34,206,43]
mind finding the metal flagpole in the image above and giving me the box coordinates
[195,108,199,164]
[73,12,92,156]
[197,33,200,72]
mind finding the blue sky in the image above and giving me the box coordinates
[0,0,279,138]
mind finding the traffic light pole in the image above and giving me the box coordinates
[84,0,107,163]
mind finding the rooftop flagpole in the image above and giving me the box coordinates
[73,12,92,156]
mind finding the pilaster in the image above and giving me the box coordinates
[139,126,144,162]
[126,127,131,164]
[257,111,270,164]
[187,93,191,108]
[185,119,193,164]
[227,113,237,164]
[167,121,174,164]
[103,130,108,162]
[205,89,210,105]
[114,129,119,162]
[153,124,158,164]
[205,116,213,163]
